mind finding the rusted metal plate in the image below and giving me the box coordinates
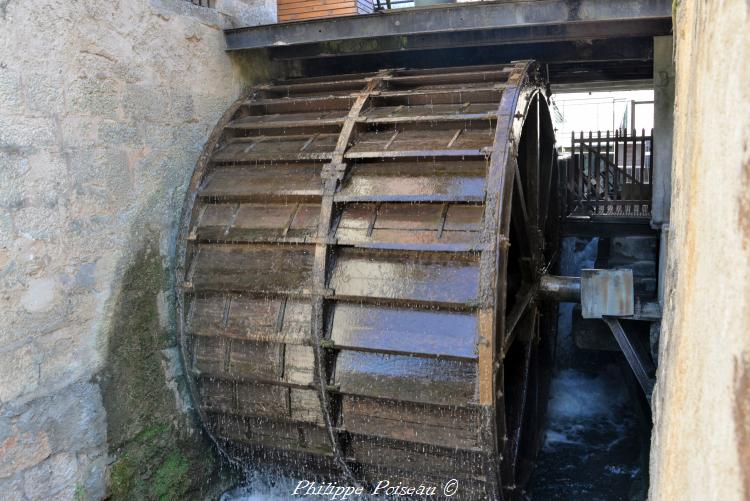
[177,62,555,497]
[580,268,634,318]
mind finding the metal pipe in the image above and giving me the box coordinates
[537,274,581,302]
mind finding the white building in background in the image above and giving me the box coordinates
[551,90,654,149]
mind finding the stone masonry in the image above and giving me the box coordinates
[0,0,273,498]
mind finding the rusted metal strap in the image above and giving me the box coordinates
[309,69,391,482]
[475,61,535,493]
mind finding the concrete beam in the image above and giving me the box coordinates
[651,35,674,227]
[225,0,672,51]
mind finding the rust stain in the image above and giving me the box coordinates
[739,151,750,251]
[734,353,750,500]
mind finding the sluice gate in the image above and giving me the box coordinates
[176,61,594,499]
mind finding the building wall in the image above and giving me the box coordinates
[0,0,273,498]
[650,1,750,499]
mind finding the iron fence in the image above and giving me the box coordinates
[564,129,653,217]
[187,0,215,8]
[373,0,415,10]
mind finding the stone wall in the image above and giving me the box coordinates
[0,0,273,498]
[650,1,750,499]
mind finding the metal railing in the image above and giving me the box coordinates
[187,0,215,7]
[373,0,415,10]
[564,129,653,217]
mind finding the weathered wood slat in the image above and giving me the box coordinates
[227,111,348,130]
[211,138,337,163]
[334,350,478,406]
[346,128,494,157]
[195,203,320,243]
[341,396,481,449]
[189,244,314,293]
[200,165,324,201]
[335,161,486,203]
[330,303,478,360]
[348,436,484,478]
[329,248,480,304]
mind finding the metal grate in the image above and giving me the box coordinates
[564,129,654,217]
[187,0,215,8]
[373,0,415,10]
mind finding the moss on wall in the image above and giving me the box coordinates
[100,238,237,500]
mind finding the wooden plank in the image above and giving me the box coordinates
[189,295,313,345]
[341,396,480,449]
[193,336,226,375]
[211,137,337,163]
[330,302,478,360]
[201,165,324,201]
[284,344,316,385]
[329,248,479,304]
[373,88,502,106]
[278,0,360,11]
[280,8,357,21]
[208,414,303,451]
[198,378,234,414]
[279,2,358,14]
[235,382,290,418]
[360,103,497,122]
[189,295,228,337]
[348,436,484,478]
[346,128,494,156]
[336,161,486,203]
[245,95,355,114]
[334,350,478,406]
[291,388,325,425]
[190,244,314,293]
[229,339,284,380]
[227,110,347,130]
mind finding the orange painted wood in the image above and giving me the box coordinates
[278,0,371,22]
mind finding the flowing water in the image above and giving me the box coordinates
[526,237,650,500]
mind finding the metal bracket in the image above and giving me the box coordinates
[602,317,656,402]
[581,268,634,319]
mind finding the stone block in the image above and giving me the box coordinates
[24,72,65,116]
[122,85,170,123]
[13,207,63,242]
[98,120,141,145]
[59,117,99,149]
[20,382,107,455]
[0,68,23,114]
[0,116,57,150]
[66,147,132,204]
[20,277,58,313]
[609,236,658,263]
[77,451,107,501]
[0,431,51,478]
[68,78,119,120]
[0,210,14,247]
[23,453,78,501]
[0,344,40,402]
[0,475,24,501]
[169,91,196,122]
[36,327,92,391]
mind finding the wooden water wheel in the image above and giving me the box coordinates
[176,61,559,499]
